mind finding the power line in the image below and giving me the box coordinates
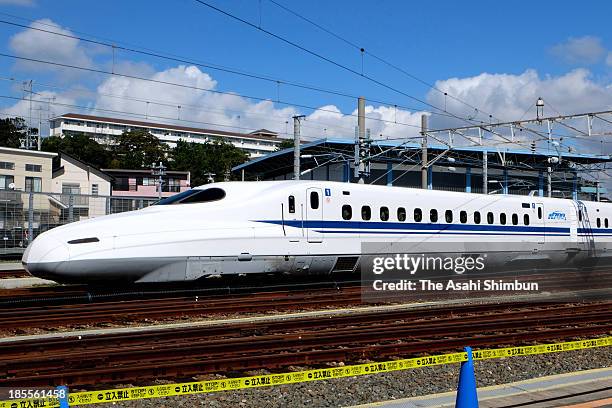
[0,18,459,121]
[0,52,430,132]
[0,76,363,137]
[266,0,492,121]
[0,94,327,140]
[191,0,481,126]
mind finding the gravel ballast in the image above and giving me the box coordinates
[93,345,610,408]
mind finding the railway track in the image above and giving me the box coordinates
[1,270,610,334]
[0,301,609,387]
[0,269,29,279]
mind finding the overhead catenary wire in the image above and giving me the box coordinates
[260,1,612,157]
[0,76,366,137]
[190,0,486,127]
[0,53,433,133]
[0,18,459,122]
[0,94,331,141]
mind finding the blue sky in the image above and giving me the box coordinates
[0,0,610,146]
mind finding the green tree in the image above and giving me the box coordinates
[113,129,169,169]
[171,139,248,186]
[0,117,36,148]
[275,138,295,151]
[42,133,112,168]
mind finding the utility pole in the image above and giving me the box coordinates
[482,151,488,194]
[547,167,552,198]
[353,97,372,183]
[151,161,166,200]
[421,114,428,189]
[293,115,305,180]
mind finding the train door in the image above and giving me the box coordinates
[535,203,545,244]
[306,188,323,243]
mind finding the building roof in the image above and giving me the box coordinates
[53,152,114,182]
[53,113,282,142]
[0,146,57,158]
[233,137,612,177]
[100,168,190,176]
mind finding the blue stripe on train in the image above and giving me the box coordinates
[257,220,570,234]
[317,230,570,236]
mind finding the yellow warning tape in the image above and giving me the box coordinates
[1,336,610,407]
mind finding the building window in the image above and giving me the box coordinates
[142,177,156,186]
[487,212,494,224]
[500,213,507,225]
[342,205,352,220]
[430,209,438,223]
[414,208,422,222]
[309,191,319,209]
[62,183,80,195]
[474,211,481,224]
[25,164,42,172]
[361,206,371,220]
[380,206,389,221]
[92,184,99,195]
[0,175,14,190]
[397,207,406,222]
[460,211,467,224]
[524,214,530,226]
[25,177,42,192]
[512,213,518,225]
[445,210,453,223]
[0,161,14,170]
[288,196,295,213]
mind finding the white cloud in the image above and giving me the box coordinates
[428,69,612,127]
[0,0,34,5]
[550,36,606,65]
[9,19,93,74]
[93,64,423,140]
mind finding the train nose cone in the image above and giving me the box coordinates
[22,233,70,280]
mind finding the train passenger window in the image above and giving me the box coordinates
[538,207,542,219]
[397,207,406,222]
[342,205,352,220]
[430,209,438,223]
[606,218,609,228]
[474,211,481,224]
[512,214,518,225]
[579,210,583,222]
[445,210,453,223]
[500,213,507,225]
[288,196,295,213]
[487,212,494,224]
[380,206,389,221]
[596,218,601,228]
[310,191,319,209]
[460,211,467,224]
[524,214,530,226]
[414,208,422,222]
[362,206,371,220]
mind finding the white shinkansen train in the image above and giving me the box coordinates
[22,181,612,283]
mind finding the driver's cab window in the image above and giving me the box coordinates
[310,191,319,209]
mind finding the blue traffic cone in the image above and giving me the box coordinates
[455,346,479,408]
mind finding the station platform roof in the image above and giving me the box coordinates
[233,138,611,179]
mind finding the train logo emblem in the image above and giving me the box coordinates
[547,211,566,220]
